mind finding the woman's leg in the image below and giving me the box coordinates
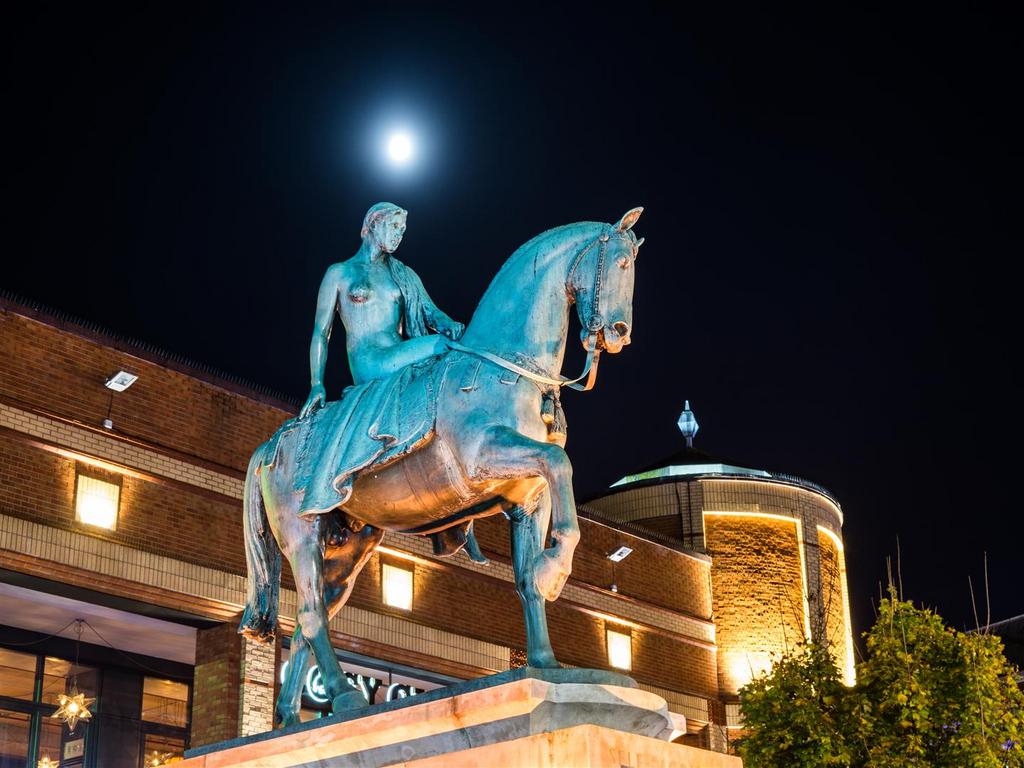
[356,335,447,382]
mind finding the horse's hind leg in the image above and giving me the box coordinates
[288,525,366,713]
[276,521,382,725]
[277,627,310,727]
[323,522,384,622]
[510,493,558,668]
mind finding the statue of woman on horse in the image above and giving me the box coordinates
[293,202,487,560]
[239,203,643,726]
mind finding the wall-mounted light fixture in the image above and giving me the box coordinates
[102,370,138,429]
[75,472,120,530]
[607,546,633,563]
[607,545,633,593]
[104,371,138,392]
[606,627,632,670]
[382,563,413,611]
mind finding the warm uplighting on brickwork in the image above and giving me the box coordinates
[704,509,813,641]
[817,525,856,687]
[727,651,772,690]
[74,472,120,530]
[606,627,632,670]
[382,563,414,610]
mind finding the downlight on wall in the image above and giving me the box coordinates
[382,563,414,611]
[75,472,120,530]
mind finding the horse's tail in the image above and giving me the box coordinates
[238,443,280,645]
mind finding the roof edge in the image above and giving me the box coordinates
[1,290,301,413]
[601,466,843,517]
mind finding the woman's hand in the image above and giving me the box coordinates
[300,384,327,419]
[440,320,465,341]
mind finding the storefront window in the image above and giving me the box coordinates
[36,719,63,768]
[1,640,191,767]
[0,650,36,703]
[141,678,189,728]
[0,708,31,768]
[41,657,97,703]
[140,732,185,766]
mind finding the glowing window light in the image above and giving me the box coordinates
[606,628,632,670]
[382,563,413,610]
[75,473,120,530]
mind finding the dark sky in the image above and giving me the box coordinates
[3,4,1021,642]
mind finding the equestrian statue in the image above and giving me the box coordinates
[239,202,643,726]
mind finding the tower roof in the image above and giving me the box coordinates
[605,400,841,511]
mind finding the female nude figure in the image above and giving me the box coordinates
[298,202,484,560]
[300,202,464,418]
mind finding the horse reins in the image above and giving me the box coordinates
[447,227,618,392]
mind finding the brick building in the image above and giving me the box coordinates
[583,402,856,722]
[0,296,852,766]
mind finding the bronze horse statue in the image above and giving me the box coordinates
[240,209,642,725]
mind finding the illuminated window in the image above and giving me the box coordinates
[606,627,632,670]
[141,677,189,727]
[382,563,413,610]
[75,472,120,530]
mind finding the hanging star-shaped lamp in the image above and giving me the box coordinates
[37,756,60,768]
[145,750,172,767]
[52,689,94,732]
[52,619,94,732]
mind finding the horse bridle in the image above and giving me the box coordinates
[448,226,626,392]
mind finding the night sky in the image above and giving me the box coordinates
[4,5,1021,644]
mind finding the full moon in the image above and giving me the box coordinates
[386,132,413,164]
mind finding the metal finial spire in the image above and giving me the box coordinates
[677,400,699,448]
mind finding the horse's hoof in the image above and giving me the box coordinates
[534,556,570,601]
[527,654,561,669]
[332,688,368,713]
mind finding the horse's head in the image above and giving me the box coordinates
[568,208,643,354]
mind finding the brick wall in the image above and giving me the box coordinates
[703,514,807,695]
[0,430,248,576]
[0,307,290,473]
[238,635,277,737]
[818,529,855,685]
[192,622,242,747]
[472,514,713,620]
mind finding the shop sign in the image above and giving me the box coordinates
[279,660,420,707]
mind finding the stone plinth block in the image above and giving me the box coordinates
[180,668,741,767]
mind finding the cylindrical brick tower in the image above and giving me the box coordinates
[582,402,854,702]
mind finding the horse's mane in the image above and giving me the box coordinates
[486,220,608,288]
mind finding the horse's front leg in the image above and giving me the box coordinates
[472,426,580,602]
[510,492,559,668]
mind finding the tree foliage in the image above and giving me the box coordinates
[737,595,1024,768]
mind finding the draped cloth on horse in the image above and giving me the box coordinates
[265,356,443,518]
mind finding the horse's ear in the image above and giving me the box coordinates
[615,207,643,232]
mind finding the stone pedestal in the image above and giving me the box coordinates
[180,668,741,767]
